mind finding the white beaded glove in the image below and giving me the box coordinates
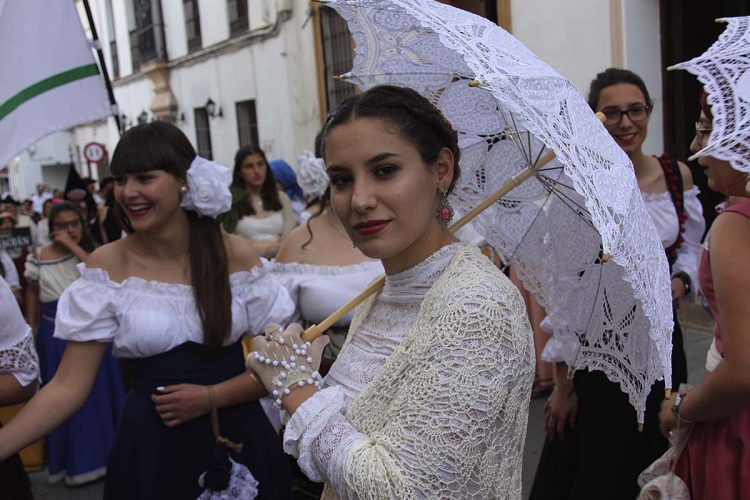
[247,323,329,407]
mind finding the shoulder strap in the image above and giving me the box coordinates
[656,154,685,215]
[656,155,688,264]
[724,198,750,219]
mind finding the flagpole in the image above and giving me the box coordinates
[81,0,122,136]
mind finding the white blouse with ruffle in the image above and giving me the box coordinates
[24,253,80,303]
[54,264,295,358]
[0,276,38,386]
[642,186,705,298]
[266,260,383,327]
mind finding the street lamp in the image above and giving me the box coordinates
[205,97,223,118]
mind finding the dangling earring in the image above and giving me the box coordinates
[436,187,454,225]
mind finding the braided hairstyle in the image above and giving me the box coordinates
[321,85,461,193]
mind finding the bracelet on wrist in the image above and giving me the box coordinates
[672,272,692,297]
[671,393,695,425]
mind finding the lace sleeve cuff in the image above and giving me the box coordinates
[283,385,367,483]
[0,330,39,387]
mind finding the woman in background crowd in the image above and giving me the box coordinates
[657,92,750,500]
[35,197,58,247]
[0,122,295,499]
[25,201,124,485]
[0,276,38,500]
[269,159,307,224]
[230,146,295,258]
[531,67,705,499]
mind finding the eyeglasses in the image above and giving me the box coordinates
[601,105,652,126]
[52,219,81,231]
[694,122,713,142]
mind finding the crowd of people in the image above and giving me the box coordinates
[0,59,747,500]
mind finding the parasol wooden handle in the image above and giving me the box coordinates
[302,112,607,341]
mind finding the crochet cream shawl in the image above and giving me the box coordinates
[323,245,534,499]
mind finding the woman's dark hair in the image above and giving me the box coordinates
[699,91,713,121]
[109,121,230,352]
[587,67,653,111]
[231,145,282,216]
[321,85,462,193]
[301,187,330,250]
[49,201,96,253]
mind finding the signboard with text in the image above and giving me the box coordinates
[0,227,32,250]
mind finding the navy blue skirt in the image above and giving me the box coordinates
[104,341,292,500]
[37,300,123,484]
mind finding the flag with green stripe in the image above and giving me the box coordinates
[0,0,111,167]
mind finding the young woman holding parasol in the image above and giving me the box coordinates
[249,85,536,499]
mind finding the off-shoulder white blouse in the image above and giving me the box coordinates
[54,264,296,358]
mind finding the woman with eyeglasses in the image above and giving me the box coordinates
[653,91,750,500]
[530,68,705,500]
[23,201,124,486]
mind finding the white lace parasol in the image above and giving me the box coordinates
[670,16,750,173]
[322,0,673,422]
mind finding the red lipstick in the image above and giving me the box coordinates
[353,219,389,236]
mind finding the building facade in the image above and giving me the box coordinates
[7,0,737,202]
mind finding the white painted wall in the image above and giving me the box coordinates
[71,0,320,173]
[510,0,612,94]
[200,0,231,47]
[11,132,74,199]
[621,0,664,155]
[511,0,665,155]
[162,0,188,59]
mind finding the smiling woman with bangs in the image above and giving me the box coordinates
[0,121,296,499]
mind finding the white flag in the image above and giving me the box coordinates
[0,0,112,167]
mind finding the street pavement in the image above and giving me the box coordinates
[29,306,715,500]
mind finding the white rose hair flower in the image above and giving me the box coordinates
[295,150,329,202]
[180,156,233,218]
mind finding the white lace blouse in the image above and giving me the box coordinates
[53,264,295,358]
[266,260,384,327]
[642,186,704,298]
[283,243,534,498]
[0,276,38,386]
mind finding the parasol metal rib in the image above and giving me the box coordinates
[687,150,703,162]
[449,150,555,233]
[302,112,608,341]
